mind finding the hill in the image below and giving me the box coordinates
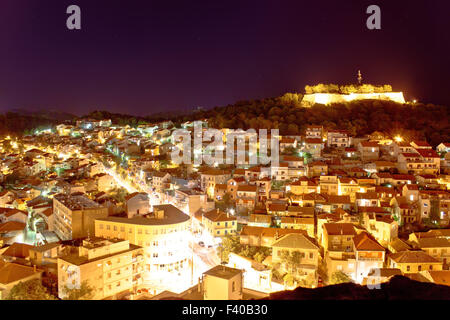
[168,96,449,147]
[0,110,76,136]
[265,275,450,300]
[1,93,448,146]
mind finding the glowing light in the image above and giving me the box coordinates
[394,136,403,143]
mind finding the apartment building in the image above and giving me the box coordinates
[202,209,237,238]
[52,193,108,240]
[94,204,191,294]
[57,238,144,300]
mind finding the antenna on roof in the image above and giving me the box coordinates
[357,70,363,85]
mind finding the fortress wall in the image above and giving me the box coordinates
[302,92,405,105]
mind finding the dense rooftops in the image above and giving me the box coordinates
[96,204,190,226]
[54,193,101,210]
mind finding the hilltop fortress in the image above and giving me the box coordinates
[302,91,406,105]
[300,71,406,106]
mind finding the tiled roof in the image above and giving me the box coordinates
[353,232,385,251]
[389,250,440,264]
[417,238,450,249]
[0,263,42,285]
[323,223,356,236]
[237,185,257,192]
[0,221,26,233]
[1,243,33,259]
[203,209,236,222]
[271,233,319,250]
[240,226,307,238]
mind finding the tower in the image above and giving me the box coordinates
[357,70,362,85]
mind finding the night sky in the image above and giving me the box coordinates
[1,0,449,116]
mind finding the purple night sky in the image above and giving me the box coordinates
[0,0,449,116]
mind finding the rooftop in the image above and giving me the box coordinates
[54,193,101,210]
[97,204,190,226]
[203,265,242,280]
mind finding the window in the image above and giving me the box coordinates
[418,265,422,271]
[99,224,103,229]
[232,281,236,292]
[407,265,410,272]
[113,226,117,231]
[106,225,110,230]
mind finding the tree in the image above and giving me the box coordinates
[62,281,95,300]
[330,271,352,285]
[283,272,295,287]
[6,279,57,300]
[2,139,12,153]
[218,235,241,263]
[215,193,233,212]
[253,251,266,263]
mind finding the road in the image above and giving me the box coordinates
[29,143,221,293]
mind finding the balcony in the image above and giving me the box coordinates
[357,256,383,262]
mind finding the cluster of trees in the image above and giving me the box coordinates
[329,271,353,285]
[272,251,318,288]
[219,236,271,264]
[0,113,56,137]
[6,279,57,300]
[83,111,148,127]
[5,279,95,300]
[304,83,393,94]
[3,91,448,149]
[172,98,448,147]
